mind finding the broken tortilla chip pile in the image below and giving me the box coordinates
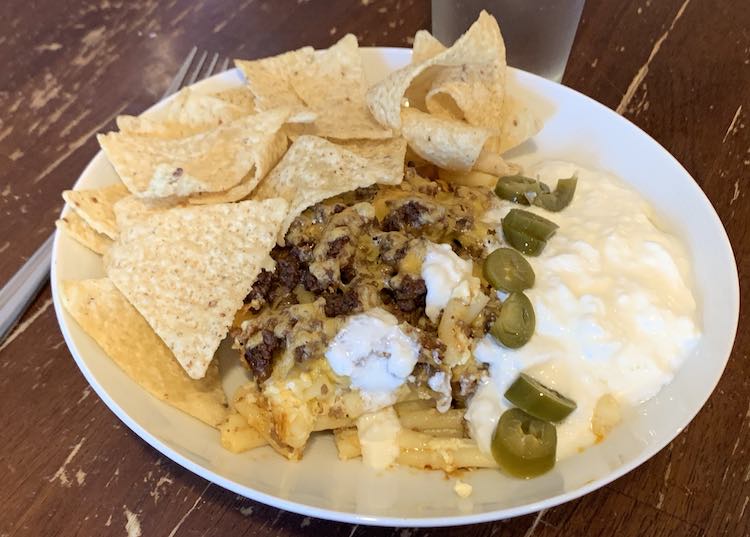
[57,12,540,432]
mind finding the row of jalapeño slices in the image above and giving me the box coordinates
[483,173,578,478]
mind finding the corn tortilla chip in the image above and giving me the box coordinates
[56,211,112,255]
[293,34,391,140]
[401,107,491,172]
[104,198,288,379]
[116,88,251,139]
[238,35,389,140]
[410,30,505,131]
[338,137,409,180]
[99,108,291,198]
[188,130,288,205]
[407,28,540,153]
[62,183,129,239]
[253,135,406,243]
[425,64,504,128]
[412,30,447,64]
[60,278,228,427]
[212,86,256,113]
[367,11,503,131]
[486,93,543,153]
[236,47,315,112]
[113,195,185,232]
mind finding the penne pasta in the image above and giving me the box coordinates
[396,407,466,431]
[397,429,497,471]
[313,415,355,431]
[219,412,268,453]
[333,427,361,460]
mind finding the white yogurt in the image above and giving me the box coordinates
[468,161,701,460]
[325,308,421,411]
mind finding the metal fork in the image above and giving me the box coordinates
[0,48,231,344]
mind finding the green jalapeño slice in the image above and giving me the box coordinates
[501,209,558,256]
[494,175,547,205]
[490,292,535,348]
[492,408,557,478]
[504,373,577,422]
[483,248,535,292]
[535,176,577,212]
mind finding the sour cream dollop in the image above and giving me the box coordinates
[421,242,479,322]
[325,308,421,411]
[468,161,701,460]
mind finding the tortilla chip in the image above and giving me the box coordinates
[188,130,288,205]
[367,11,503,131]
[253,135,406,243]
[116,88,250,139]
[293,34,391,140]
[113,195,185,232]
[426,64,504,124]
[338,137,409,181]
[212,86,256,113]
[401,107,491,172]
[99,108,291,198]
[62,184,129,239]
[60,278,228,427]
[487,93,543,153]
[412,30,447,64]
[236,47,315,112]
[410,27,540,153]
[411,30,505,132]
[56,212,112,255]
[238,35,389,140]
[104,198,288,379]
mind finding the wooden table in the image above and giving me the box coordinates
[1,0,747,535]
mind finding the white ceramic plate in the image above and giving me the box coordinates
[51,48,739,527]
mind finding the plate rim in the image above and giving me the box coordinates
[50,46,740,527]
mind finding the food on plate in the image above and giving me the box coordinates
[504,373,577,423]
[250,135,407,242]
[116,87,255,138]
[61,183,129,239]
[501,208,559,256]
[60,278,227,426]
[492,408,556,478]
[466,161,700,462]
[236,34,390,140]
[55,210,112,255]
[57,11,700,483]
[104,199,287,379]
[98,109,295,199]
[494,174,578,212]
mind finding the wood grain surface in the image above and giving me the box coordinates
[0,0,748,535]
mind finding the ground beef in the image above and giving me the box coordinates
[419,330,447,365]
[340,263,356,284]
[323,288,360,317]
[391,276,427,312]
[302,270,324,293]
[455,216,473,231]
[276,249,304,289]
[354,185,378,201]
[375,232,409,267]
[293,345,311,362]
[326,236,350,258]
[382,200,428,232]
[244,329,283,382]
[244,269,276,305]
